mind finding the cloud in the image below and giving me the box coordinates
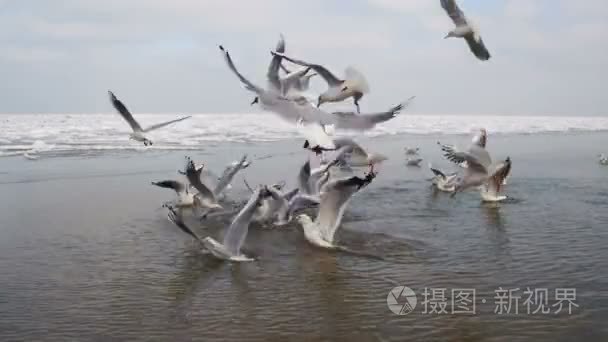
[0,0,606,115]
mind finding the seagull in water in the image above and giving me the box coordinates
[108,91,191,146]
[151,180,197,209]
[183,157,223,211]
[440,0,491,61]
[270,51,370,113]
[296,171,377,248]
[178,156,250,200]
[164,204,204,245]
[428,164,457,192]
[479,157,512,202]
[441,135,511,201]
[201,186,271,261]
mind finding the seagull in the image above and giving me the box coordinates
[273,157,343,225]
[151,180,197,208]
[201,186,270,261]
[440,0,491,61]
[179,156,250,200]
[266,34,317,98]
[164,204,204,244]
[404,147,420,155]
[270,51,370,113]
[252,183,298,225]
[333,137,388,173]
[479,157,512,202]
[296,171,377,248]
[183,157,223,210]
[220,45,410,131]
[598,154,608,165]
[406,157,423,167]
[273,155,348,225]
[438,128,489,161]
[213,154,251,198]
[298,118,335,155]
[428,164,457,192]
[108,91,191,146]
[442,139,510,199]
[22,152,39,160]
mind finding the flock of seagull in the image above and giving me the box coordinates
[102,0,524,261]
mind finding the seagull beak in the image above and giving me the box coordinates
[443,33,450,39]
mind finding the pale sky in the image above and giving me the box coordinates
[0,0,606,115]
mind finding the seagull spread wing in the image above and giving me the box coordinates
[297,118,335,150]
[271,51,343,86]
[429,167,447,180]
[166,205,202,242]
[316,173,376,242]
[440,0,468,27]
[332,138,369,166]
[143,116,192,132]
[471,129,487,148]
[185,157,217,204]
[214,154,249,196]
[441,144,488,174]
[220,45,265,94]
[464,35,491,61]
[222,188,264,255]
[488,157,511,195]
[108,91,142,132]
[152,180,186,195]
[297,159,315,195]
[330,97,414,130]
[267,34,286,92]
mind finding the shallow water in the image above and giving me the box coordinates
[1,132,607,341]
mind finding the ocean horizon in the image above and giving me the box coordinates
[3,113,608,157]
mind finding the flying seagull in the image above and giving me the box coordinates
[298,118,335,154]
[265,34,316,98]
[222,45,409,130]
[220,45,409,131]
[108,91,191,146]
[271,51,370,112]
[438,128,491,168]
[598,154,608,165]
[296,171,376,248]
[440,0,491,61]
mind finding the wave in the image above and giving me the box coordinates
[1,113,608,156]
